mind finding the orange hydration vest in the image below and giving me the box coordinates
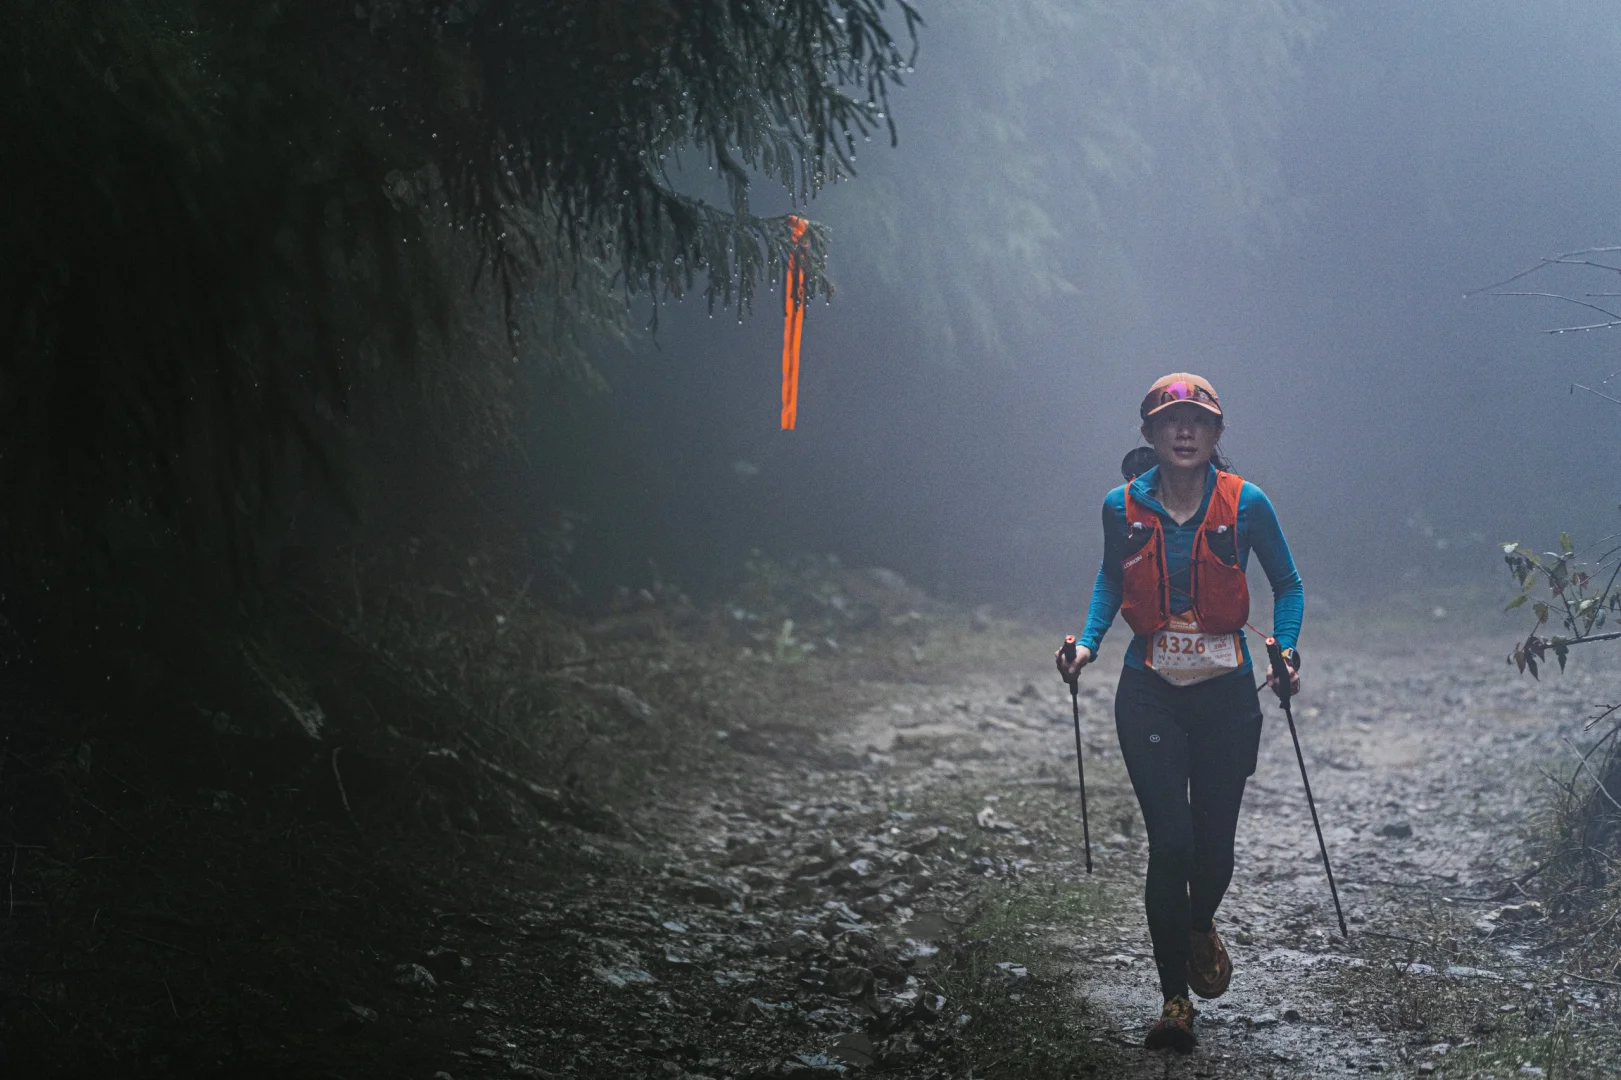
[1119,471,1250,638]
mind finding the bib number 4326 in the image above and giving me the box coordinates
[1156,632,1207,656]
[1146,616,1241,686]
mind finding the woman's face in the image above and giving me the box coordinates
[1142,404,1222,471]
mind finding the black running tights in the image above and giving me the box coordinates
[1114,664,1264,1002]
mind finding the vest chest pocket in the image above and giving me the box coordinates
[1123,520,1156,561]
[1203,523,1238,567]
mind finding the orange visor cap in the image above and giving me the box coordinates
[1140,373,1223,421]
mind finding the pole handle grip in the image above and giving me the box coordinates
[1265,636,1293,707]
[1060,635,1079,690]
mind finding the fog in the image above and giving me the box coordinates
[531,1,1621,621]
[18,7,1621,1070]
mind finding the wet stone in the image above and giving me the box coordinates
[897,938,940,969]
[904,827,942,853]
[594,965,656,989]
[840,929,876,953]
[587,684,657,725]
[855,892,894,917]
[822,747,865,771]
[822,900,865,924]
[871,961,908,987]
[774,929,827,959]
[737,997,785,1021]
[423,945,470,982]
[743,867,783,890]
[974,807,1017,832]
[875,1033,925,1065]
[890,851,927,874]
[393,962,438,995]
[769,1054,848,1079]
[727,841,771,866]
[825,858,874,886]
[687,879,742,907]
[825,966,873,998]
[829,1032,875,1068]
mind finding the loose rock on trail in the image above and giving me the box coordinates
[435,635,1619,1078]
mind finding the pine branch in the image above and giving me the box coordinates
[0,0,909,604]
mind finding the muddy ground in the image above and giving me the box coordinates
[11,619,1619,1078]
[394,632,1621,1080]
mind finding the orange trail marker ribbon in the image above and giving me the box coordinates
[781,215,808,430]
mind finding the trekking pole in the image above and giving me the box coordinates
[1265,637,1348,938]
[1059,635,1093,873]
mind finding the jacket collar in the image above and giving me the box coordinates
[1129,463,1217,522]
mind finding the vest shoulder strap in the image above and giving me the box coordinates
[1205,471,1245,526]
[1122,483,1153,530]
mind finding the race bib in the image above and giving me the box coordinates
[1146,614,1241,687]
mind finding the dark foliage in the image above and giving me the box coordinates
[0,0,918,595]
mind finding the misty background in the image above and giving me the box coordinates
[525,1,1621,628]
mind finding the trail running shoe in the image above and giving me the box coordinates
[1188,925,1233,999]
[1143,994,1198,1053]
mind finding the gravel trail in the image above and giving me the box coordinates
[488,635,1619,1078]
[811,638,1615,1076]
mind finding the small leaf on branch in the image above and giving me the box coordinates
[1506,593,1529,611]
[1561,532,1575,554]
[1533,600,1550,625]
[1555,642,1570,672]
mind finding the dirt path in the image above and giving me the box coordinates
[469,636,1620,1079]
[1044,642,1610,1077]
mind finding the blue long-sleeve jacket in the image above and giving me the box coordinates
[1078,464,1303,674]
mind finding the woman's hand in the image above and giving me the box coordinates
[1264,653,1301,700]
[1055,643,1094,684]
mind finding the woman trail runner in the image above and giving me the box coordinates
[1056,373,1303,1054]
